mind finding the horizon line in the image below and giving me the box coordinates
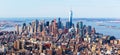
[0,17,120,19]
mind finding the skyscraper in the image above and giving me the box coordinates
[58,18,62,29]
[39,22,43,32]
[69,10,73,28]
[87,26,92,35]
[22,23,26,32]
[79,21,83,37]
[31,21,35,33]
[92,28,96,34]
[34,19,39,33]
[15,24,19,34]
[46,21,49,26]
[66,21,70,29]
[53,19,58,37]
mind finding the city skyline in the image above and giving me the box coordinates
[0,0,120,54]
[0,0,120,18]
[0,17,120,55]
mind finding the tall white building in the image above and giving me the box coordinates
[69,10,73,28]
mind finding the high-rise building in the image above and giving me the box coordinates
[39,22,43,32]
[53,19,58,37]
[51,20,54,34]
[30,26,34,34]
[76,22,79,34]
[69,27,76,38]
[22,23,26,32]
[58,18,62,29]
[46,21,50,33]
[69,10,73,28]
[66,21,70,29]
[92,28,96,34]
[87,26,92,35]
[46,21,49,26]
[28,23,32,34]
[31,21,35,33]
[79,22,83,29]
[83,25,87,35]
[27,23,31,32]
[79,22,83,37]
[13,40,17,49]
[34,19,39,33]
[14,40,20,50]
[15,24,19,34]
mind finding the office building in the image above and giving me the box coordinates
[87,26,92,35]
[34,19,39,34]
[46,21,49,26]
[58,18,62,29]
[66,21,70,29]
[38,22,44,32]
[92,28,96,34]
[22,23,27,32]
[69,10,73,28]
[79,22,83,37]
[15,24,19,35]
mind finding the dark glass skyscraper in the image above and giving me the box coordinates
[58,18,62,29]
[66,21,70,29]
[35,19,39,33]
[22,23,26,31]
[87,26,92,35]
[69,10,73,28]
[79,22,83,37]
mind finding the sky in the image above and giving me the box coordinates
[0,0,120,18]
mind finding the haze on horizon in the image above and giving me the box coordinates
[0,0,120,18]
